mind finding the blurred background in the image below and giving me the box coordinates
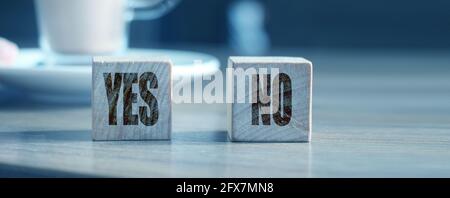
[2,0,450,51]
[1,0,449,111]
[0,0,450,177]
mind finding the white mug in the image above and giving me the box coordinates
[35,0,180,64]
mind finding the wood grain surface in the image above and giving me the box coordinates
[0,49,449,177]
[92,57,172,141]
[227,57,312,142]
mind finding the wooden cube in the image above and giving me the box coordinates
[92,57,172,141]
[227,56,312,142]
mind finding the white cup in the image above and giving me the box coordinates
[35,0,180,64]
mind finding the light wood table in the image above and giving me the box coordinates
[0,49,449,177]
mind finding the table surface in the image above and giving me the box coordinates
[0,48,449,177]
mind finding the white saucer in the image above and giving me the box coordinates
[0,48,220,103]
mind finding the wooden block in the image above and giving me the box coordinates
[227,56,312,142]
[92,57,172,141]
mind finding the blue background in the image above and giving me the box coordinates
[1,0,450,49]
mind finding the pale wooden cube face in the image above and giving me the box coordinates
[92,57,172,141]
[227,57,312,142]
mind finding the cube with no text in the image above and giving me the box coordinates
[92,57,172,141]
[227,56,312,142]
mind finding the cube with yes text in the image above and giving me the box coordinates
[92,57,172,141]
